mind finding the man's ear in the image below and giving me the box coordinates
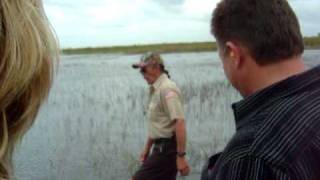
[225,41,242,69]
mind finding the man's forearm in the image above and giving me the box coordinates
[175,119,187,153]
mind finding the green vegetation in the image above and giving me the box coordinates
[62,42,217,55]
[304,35,320,49]
[62,35,320,55]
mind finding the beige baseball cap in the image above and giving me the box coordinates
[132,52,164,69]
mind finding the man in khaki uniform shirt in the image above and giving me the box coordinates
[132,52,190,180]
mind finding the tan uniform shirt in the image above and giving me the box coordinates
[147,74,185,139]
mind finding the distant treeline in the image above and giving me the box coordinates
[304,35,320,49]
[62,35,320,55]
[62,42,217,55]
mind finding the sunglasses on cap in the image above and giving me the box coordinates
[141,52,154,62]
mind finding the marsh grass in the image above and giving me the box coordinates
[13,51,319,180]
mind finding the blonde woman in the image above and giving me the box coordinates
[0,0,58,179]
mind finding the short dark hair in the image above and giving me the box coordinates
[211,0,304,65]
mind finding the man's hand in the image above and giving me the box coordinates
[139,150,150,163]
[177,157,190,176]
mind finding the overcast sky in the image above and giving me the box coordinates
[44,0,320,48]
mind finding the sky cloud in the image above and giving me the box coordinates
[44,0,320,48]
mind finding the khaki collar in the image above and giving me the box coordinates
[151,73,168,92]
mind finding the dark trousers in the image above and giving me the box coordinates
[133,137,177,180]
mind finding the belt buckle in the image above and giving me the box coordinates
[155,143,164,153]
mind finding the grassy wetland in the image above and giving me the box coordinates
[62,36,320,55]
[13,50,320,179]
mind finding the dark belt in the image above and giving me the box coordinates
[154,136,176,145]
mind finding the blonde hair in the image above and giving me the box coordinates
[0,0,58,178]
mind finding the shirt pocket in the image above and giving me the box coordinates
[148,95,166,121]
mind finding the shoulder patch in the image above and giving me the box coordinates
[165,91,178,99]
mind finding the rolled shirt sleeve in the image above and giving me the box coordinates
[160,88,185,121]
